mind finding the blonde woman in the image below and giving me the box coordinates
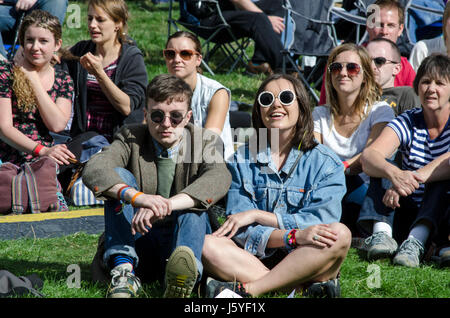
[312,43,395,233]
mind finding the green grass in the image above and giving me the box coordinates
[0,232,448,298]
[1,1,448,300]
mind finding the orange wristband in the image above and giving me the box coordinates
[117,185,131,200]
[131,192,144,207]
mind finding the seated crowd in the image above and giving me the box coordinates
[0,0,448,299]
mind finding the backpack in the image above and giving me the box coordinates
[0,156,68,215]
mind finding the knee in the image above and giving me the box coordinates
[113,167,137,188]
[202,235,226,264]
[330,222,352,251]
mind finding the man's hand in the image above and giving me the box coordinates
[268,15,285,34]
[130,194,172,235]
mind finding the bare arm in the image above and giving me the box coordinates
[204,88,229,136]
[229,0,285,33]
[80,53,131,116]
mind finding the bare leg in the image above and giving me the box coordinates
[202,222,351,297]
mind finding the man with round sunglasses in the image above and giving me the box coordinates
[366,38,421,116]
[83,74,231,298]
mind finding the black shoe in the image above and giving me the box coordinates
[302,277,341,298]
[204,277,251,298]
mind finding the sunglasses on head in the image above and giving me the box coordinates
[328,62,361,77]
[372,56,399,67]
[163,48,198,61]
[258,89,296,108]
[149,109,187,126]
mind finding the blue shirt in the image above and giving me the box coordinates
[226,143,346,258]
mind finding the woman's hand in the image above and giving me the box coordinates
[80,52,104,77]
[212,210,257,238]
[131,194,172,235]
[382,187,401,209]
[296,224,338,248]
[40,144,75,166]
[390,169,422,196]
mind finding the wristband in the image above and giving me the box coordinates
[131,192,144,207]
[32,144,44,157]
[285,229,298,249]
[117,185,131,201]
[342,161,349,169]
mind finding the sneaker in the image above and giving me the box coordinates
[204,277,250,298]
[364,232,398,261]
[163,246,198,298]
[393,237,424,268]
[107,263,141,298]
[301,277,341,298]
[246,61,273,76]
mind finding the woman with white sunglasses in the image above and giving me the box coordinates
[164,31,234,160]
[312,43,395,234]
[201,74,351,298]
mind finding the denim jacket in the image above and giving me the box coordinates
[226,143,346,258]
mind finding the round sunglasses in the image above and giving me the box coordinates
[163,48,198,61]
[258,89,296,108]
[148,109,187,126]
[328,62,361,77]
[372,56,399,68]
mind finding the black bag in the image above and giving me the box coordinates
[0,270,44,298]
[186,0,217,19]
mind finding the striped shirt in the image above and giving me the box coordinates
[86,60,118,141]
[387,108,450,203]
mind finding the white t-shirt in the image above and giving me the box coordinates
[312,101,394,161]
[409,35,447,72]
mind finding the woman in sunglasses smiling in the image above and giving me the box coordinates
[202,74,351,298]
[164,31,234,160]
[312,43,395,233]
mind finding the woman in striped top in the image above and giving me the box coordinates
[360,54,450,268]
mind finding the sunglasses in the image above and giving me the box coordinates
[258,89,296,108]
[372,56,399,67]
[163,49,198,61]
[328,62,361,77]
[148,109,187,126]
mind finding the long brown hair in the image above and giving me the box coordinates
[252,73,317,152]
[325,43,381,120]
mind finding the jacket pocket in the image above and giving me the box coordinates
[286,186,306,208]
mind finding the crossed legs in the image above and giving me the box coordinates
[202,222,351,297]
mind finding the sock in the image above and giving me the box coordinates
[408,223,431,245]
[111,254,135,274]
[373,221,393,237]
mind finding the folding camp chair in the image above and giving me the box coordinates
[0,1,25,60]
[167,0,250,76]
[280,0,340,104]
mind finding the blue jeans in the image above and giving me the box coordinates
[0,0,68,58]
[358,178,449,243]
[103,168,211,282]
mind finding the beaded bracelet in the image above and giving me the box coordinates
[285,229,298,249]
[131,192,144,207]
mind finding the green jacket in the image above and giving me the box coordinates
[82,123,232,209]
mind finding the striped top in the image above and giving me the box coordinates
[86,60,118,142]
[387,108,450,203]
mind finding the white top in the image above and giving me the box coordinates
[408,35,447,72]
[312,101,395,161]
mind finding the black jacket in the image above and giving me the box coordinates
[62,40,148,137]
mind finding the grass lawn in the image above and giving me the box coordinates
[0,1,448,301]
